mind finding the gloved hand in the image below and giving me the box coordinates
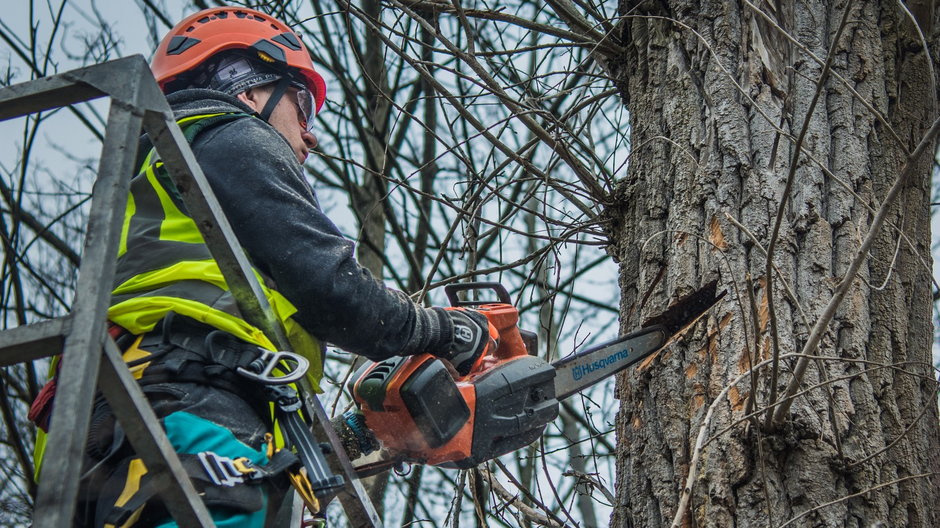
[431,308,492,376]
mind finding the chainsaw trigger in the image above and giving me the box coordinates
[236,348,309,385]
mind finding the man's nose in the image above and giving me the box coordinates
[302,130,318,150]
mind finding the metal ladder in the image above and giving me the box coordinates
[0,55,382,528]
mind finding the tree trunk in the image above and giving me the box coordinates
[608,1,940,526]
[352,0,391,276]
[350,0,393,518]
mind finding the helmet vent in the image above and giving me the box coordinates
[249,39,287,64]
[273,32,302,51]
[166,36,201,55]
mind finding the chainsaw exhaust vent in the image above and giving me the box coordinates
[349,356,408,412]
[363,360,396,383]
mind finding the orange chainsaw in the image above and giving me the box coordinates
[347,281,723,472]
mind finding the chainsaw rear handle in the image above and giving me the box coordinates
[444,282,511,307]
[444,282,536,364]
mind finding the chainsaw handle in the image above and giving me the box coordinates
[445,282,511,307]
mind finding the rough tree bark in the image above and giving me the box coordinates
[607,1,940,526]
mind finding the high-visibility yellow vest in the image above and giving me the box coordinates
[34,113,321,481]
[108,112,322,384]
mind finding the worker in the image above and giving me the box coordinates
[29,6,492,528]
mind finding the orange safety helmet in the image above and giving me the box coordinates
[152,7,326,113]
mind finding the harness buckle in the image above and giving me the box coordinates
[198,451,257,487]
[236,348,309,385]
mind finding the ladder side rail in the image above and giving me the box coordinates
[32,91,143,528]
[0,56,215,528]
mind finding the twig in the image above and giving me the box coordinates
[704,357,938,450]
[671,355,780,527]
[895,0,936,110]
[493,459,570,526]
[669,349,936,526]
[723,211,847,457]
[398,0,624,56]
[742,0,908,154]
[845,396,937,469]
[538,436,579,527]
[390,0,612,205]
[481,465,566,528]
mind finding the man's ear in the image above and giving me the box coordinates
[236,87,264,112]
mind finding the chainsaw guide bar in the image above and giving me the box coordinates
[552,280,724,401]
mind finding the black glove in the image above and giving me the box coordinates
[431,308,491,376]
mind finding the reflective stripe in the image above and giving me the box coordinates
[126,165,166,249]
[112,275,240,317]
[118,192,135,258]
[110,295,276,350]
[147,166,203,244]
[178,112,226,127]
[115,163,214,285]
[115,242,213,287]
[33,429,46,482]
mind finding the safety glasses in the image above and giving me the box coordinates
[291,83,315,132]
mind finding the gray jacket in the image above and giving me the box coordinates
[154,89,448,361]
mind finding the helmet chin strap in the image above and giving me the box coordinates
[258,76,292,122]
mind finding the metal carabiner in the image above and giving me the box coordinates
[236,348,309,385]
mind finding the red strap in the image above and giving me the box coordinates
[108,322,127,340]
[28,377,56,432]
[29,322,129,432]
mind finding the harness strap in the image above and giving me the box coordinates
[99,450,300,527]
[266,385,343,494]
[126,312,304,420]
[129,312,261,369]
